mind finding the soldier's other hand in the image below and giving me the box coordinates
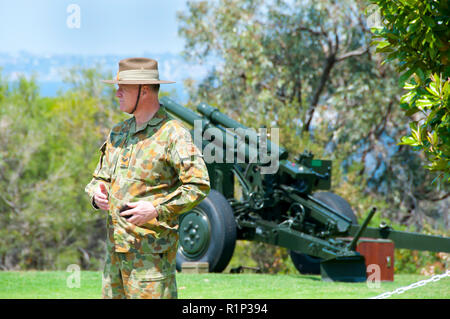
[94,182,109,210]
[120,201,158,226]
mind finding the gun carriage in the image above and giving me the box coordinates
[161,97,450,282]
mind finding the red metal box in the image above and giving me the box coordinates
[356,238,394,282]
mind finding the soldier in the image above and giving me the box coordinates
[85,57,210,299]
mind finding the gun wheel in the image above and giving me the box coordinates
[176,189,237,273]
[290,191,358,275]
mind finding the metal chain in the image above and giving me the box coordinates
[369,269,450,299]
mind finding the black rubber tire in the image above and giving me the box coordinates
[176,189,237,273]
[289,251,322,275]
[290,192,358,275]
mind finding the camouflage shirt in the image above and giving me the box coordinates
[85,105,210,253]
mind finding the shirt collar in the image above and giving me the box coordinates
[132,104,168,134]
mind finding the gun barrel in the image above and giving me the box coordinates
[197,103,288,160]
[161,97,261,164]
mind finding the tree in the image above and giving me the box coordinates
[179,0,374,136]
[369,0,450,182]
[0,68,122,270]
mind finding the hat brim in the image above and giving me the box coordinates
[102,79,176,84]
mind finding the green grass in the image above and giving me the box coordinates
[0,271,102,299]
[0,271,448,299]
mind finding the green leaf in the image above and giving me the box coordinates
[409,121,418,131]
[376,41,390,50]
[403,82,417,90]
[385,32,400,41]
[415,68,426,83]
[421,15,436,28]
[412,126,422,143]
[400,90,416,104]
[385,51,400,62]
[416,98,434,109]
[376,46,395,53]
[399,67,416,85]
[426,83,439,97]
[433,73,441,89]
[405,107,420,116]
[399,136,421,146]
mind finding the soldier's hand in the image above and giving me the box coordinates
[94,182,109,210]
[120,201,158,226]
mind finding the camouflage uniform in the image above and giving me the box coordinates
[85,104,210,299]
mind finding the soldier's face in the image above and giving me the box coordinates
[115,84,140,113]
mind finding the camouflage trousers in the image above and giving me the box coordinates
[102,246,178,299]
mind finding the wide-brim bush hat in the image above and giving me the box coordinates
[102,57,175,85]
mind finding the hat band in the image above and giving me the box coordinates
[116,69,160,81]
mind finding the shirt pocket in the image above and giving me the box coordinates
[111,142,137,185]
[127,141,173,187]
[128,252,175,282]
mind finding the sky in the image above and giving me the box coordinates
[0,0,191,55]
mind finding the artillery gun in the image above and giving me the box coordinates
[161,96,450,282]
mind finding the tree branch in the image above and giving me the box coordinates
[336,46,370,62]
[303,53,336,132]
[295,26,328,37]
[414,190,450,202]
[0,192,20,215]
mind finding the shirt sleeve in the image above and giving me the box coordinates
[85,140,111,209]
[155,124,210,220]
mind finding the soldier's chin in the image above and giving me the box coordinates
[119,103,132,113]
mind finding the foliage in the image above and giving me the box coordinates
[226,240,297,274]
[369,0,450,181]
[398,75,450,182]
[179,0,374,139]
[0,68,123,270]
[395,250,449,275]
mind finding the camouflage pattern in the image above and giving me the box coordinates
[85,104,210,298]
[102,246,178,299]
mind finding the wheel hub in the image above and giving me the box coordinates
[179,209,211,258]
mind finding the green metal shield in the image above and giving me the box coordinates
[320,255,367,282]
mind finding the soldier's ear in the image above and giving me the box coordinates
[142,85,150,96]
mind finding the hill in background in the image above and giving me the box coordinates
[0,51,208,103]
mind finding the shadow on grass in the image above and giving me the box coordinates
[225,271,323,282]
[285,274,321,281]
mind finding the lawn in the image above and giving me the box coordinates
[0,271,448,299]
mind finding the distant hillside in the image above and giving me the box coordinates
[0,51,209,103]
